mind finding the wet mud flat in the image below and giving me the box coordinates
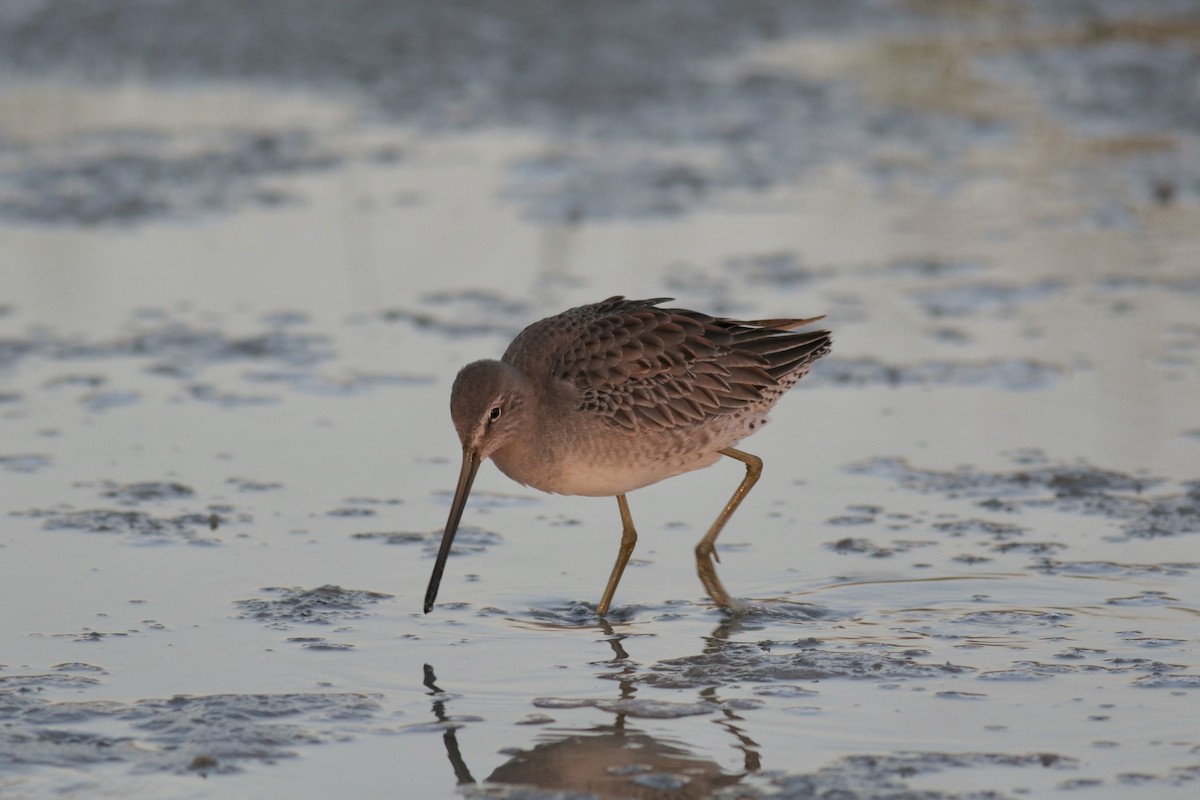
[2,1,1199,799]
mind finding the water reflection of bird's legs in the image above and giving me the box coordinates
[424,663,476,786]
[700,685,763,772]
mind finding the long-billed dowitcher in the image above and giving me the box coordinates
[424,296,831,615]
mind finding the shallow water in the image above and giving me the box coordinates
[2,2,1198,799]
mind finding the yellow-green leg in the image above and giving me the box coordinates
[596,494,638,616]
[695,447,762,608]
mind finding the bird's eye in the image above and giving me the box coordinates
[488,406,502,422]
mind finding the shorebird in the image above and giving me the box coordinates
[423,296,831,615]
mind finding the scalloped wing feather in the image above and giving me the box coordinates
[511,296,830,432]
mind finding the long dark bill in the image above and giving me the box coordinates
[423,448,481,613]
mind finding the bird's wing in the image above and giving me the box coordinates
[525,296,829,431]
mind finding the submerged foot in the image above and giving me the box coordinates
[695,543,735,610]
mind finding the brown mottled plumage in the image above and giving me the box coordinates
[425,296,831,615]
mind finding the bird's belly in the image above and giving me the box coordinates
[547,450,723,496]
[494,426,736,497]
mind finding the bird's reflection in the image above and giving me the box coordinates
[486,725,740,799]
[423,663,475,786]
[595,616,761,775]
[424,623,759,797]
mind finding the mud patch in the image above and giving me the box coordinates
[327,506,376,518]
[98,481,195,505]
[848,456,1200,540]
[227,476,284,492]
[1131,673,1200,689]
[234,585,393,628]
[822,504,1081,569]
[807,357,1063,390]
[0,673,103,692]
[629,641,973,689]
[38,508,223,544]
[0,679,382,775]
[0,130,339,225]
[1034,560,1199,577]
[285,638,357,651]
[512,602,644,628]
[0,309,435,418]
[933,518,1029,540]
[739,751,1079,800]
[354,526,502,559]
[1106,591,1178,607]
[725,250,830,290]
[850,457,1153,497]
[1159,324,1200,372]
[909,280,1065,318]
[2,315,332,377]
[504,149,722,222]
[379,289,534,339]
[1093,274,1200,297]
[51,662,107,674]
[0,453,52,473]
[0,0,1016,223]
[431,491,538,511]
[978,658,1183,683]
[978,28,1200,189]
[243,368,433,396]
[826,537,918,558]
[953,609,1073,629]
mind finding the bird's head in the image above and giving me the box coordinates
[449,359,532,461]
[425,359,533,613]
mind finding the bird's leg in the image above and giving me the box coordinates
[695,447,763,609]
[596,494,638,616]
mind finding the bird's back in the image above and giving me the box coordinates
[504,296,830,432]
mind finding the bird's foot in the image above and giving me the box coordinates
[696,540,721,564]
[695,545,734,610]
